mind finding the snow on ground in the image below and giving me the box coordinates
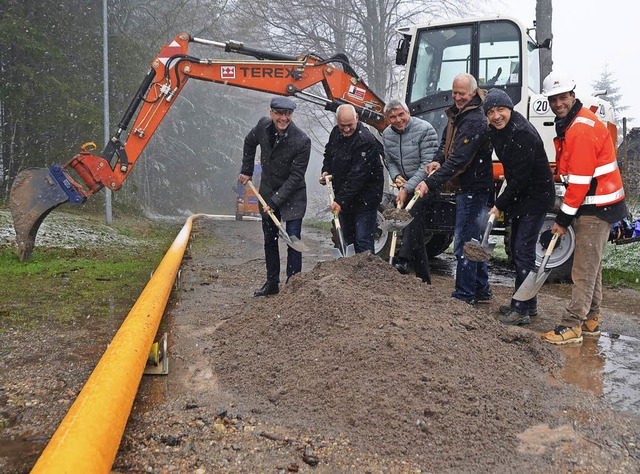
[0,209,144,250]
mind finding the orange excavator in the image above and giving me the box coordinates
[9,32,386,261]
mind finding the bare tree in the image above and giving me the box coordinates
[230,0,482,98]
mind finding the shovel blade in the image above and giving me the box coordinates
[331,248,344,259]
[512,269,551,301]
[280,229,309,252]
[380,207,414,232]
[380,216,415,232]
[463,241,496,262]
[278,230,309,253]
[345,243,355,257]
[10,167,71,261]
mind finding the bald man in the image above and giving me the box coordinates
[320,104,384,253]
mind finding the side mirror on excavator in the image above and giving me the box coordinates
[395,38,410,66]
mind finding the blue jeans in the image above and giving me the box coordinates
[341,209,377,254]
[452,192,490,301]
[262,212,302,283]
[509,214,546,314]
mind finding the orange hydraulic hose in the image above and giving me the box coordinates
[31,214,210,474]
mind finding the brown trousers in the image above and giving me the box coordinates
[561,215,612,327]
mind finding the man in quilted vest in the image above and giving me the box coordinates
[382,99,439,283]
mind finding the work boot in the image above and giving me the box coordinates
[541,325,583,345]
[499,305,538,317]
[254,281,279,297]
[497,310,530,326]
[453,295,476,306]
[582,314,602,337]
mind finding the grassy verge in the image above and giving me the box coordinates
[0,212,181,331]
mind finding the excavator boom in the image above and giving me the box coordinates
[9,33,386,261]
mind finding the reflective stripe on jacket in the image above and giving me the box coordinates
[554,107,624,223]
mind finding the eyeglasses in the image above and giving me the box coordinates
[271,108,293,116]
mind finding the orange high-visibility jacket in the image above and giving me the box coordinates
[554,106,625,225]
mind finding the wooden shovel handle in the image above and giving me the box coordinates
[545,232,559,256]
[247,180,282,226]
[404,191,421,211]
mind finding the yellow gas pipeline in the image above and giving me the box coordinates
[31,214,209,474]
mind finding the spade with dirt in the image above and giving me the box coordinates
[385,191,420,264]
[463,213,497,262]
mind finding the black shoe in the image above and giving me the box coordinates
[499,305,538,317]
[393,261,409,275]
[454,295,476,306]
[497,310,530,326]
[475,287,493,303]
[254,281,279,297]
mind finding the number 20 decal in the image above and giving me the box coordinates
[532,98,549,115]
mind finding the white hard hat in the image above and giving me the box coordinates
[542,71,576,97]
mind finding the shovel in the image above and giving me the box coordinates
[387,191,420,264]
[380,191,420,232]
[512,232,559,301]
[463,213,497,262]
[325,175,355,258]
[246,180,309,253]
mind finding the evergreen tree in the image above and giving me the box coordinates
[591,65,633,144]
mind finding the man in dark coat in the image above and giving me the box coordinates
[415,73,494,304]
[320,104,384,253]
[238,97,311,296]
[484,88,555,325]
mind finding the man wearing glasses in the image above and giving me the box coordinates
[238,97,311,296]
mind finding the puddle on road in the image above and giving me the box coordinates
[432,253,640,417]
[559,333,640,415]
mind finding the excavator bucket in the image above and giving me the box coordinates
[9,167,73,261]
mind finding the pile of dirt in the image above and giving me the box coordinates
[6,219,638,473]
[207,252,579,471]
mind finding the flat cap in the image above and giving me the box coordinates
[270,96,297,110]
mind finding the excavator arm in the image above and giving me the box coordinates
[9,32,386,261]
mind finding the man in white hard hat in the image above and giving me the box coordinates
[539,71,627,344]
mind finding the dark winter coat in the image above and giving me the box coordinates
[322,122,384,214]
[382,116,439,193]
[241,117,311,221]
[424,94,493,194]
[489,110,555,218]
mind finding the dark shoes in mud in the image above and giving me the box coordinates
[499,305,538,317]
[254,281,279,297]
[497,309,530,326]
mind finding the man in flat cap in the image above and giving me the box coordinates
[238,96,311,296]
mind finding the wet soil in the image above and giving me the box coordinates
[462,241,492,262]
[2,217,640,473]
